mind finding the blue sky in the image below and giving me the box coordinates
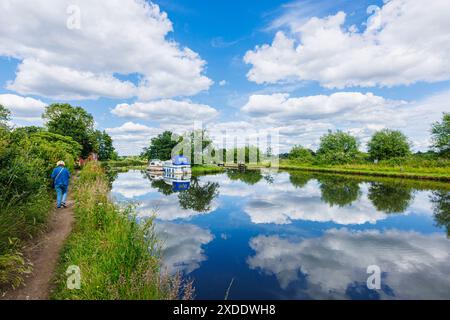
[0,0,449,155]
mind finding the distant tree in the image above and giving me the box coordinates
[368,182,414,213]
[141,131,180,161]
[42,103,97,158]
[13,126,44,135]
[288,145,314,163]
[95,130,117,160]
[0,104,10,128]
[431,113,450,157]
[367,129,411,161]
[183,130,213,164]
[229,146,261,164]
[316,130,360,164]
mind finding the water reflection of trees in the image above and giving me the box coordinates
[289,172,314,188]
[318,176,362,207]
[178,177,220,212]
[151,179,175,195]
[226,170,263,185]
[368,182,414,213]
[430,190,450,237]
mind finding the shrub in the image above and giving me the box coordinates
[316,130,360,165]
[368,129,411,161]
[288,145,314,163]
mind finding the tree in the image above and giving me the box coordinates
[367,129,411,161]
[288,145,314,163]
[0,104,10,128]
[431,113,450,157]
[95,130,117,160]
[316,130,360,164]
[141,131,180,161]
[182,130,213,164]
[42,103,97,158]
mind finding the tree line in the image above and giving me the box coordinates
[287,113,450,165]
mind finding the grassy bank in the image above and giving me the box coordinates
[102,158,147,168]
[278,160,450,181]
[51,162,192,300]
[191,165,225,174]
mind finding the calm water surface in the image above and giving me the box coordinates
[111,169,450,300]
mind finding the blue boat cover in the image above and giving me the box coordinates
[173,155,190,165]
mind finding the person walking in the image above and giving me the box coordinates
[51,161,71,209]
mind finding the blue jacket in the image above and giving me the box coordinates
[51,167,70,186]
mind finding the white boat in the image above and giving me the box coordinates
[163,155,192,176]
[147,159,164,172]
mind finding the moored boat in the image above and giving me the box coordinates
[163,155,192,176]
[147,159,164,172]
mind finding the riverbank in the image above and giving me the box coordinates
[51,162,192,300]
[277,160,450,182]
[2,191,74,300]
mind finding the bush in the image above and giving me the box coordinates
[368,129,411,161]
[0,123,81,292]
[288,145,314,163]
[316,131,360,165]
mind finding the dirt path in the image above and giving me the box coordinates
[2,195,75,300]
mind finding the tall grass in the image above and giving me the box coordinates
[51,162,193,300]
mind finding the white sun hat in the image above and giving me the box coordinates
[57,160,65,166]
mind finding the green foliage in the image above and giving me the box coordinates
[43,103,97,158]
[95,130,117,161]
[368,182,414,213]
[0,104,11,127]
[181,130,213,164]
[0,129,52,291]
[288,145,314,163]
[0,108,81,291]
[52,163,192,300]
[228,146,262,164]
[431,113,450,157]
[141,131,180,161]
[368,129,411,161]
[316,130,360,165]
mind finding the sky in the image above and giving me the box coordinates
[0,0,449,155]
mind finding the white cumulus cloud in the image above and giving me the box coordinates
[244,0,450,88]
[0,0,212,100]
[0,93,46,123]
[111,100,219,124]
